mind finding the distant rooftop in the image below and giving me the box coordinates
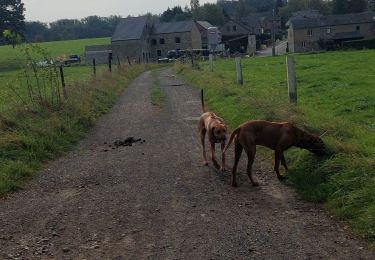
[288,11,375,29]
[112,16,148,41]
[152,20,195,34]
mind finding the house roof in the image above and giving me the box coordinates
[196,21,213,29]
[152,21,195,34]
[289,11,375,29]
[112,16,148,41]
[331,31,363,40]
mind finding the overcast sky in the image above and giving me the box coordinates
[23,0,217,22]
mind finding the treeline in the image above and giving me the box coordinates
[23,15,121,43]
[11,0,375,44]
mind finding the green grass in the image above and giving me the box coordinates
[0,38,110,111]
[176,50,375,242]
[150,69,166,108]
[0,37,156,195]
[0,37,110,72]
[0,64,151,195]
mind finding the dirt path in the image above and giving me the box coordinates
[0,68,373,259]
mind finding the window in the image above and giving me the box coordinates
[159,38,165,44]
[157,50,162,56]
[151,39,157,45]
[175,37,181,43]
[307,29,313,36]
[301,41,306,47]
[233,25,237,31]
[356,25,360,31]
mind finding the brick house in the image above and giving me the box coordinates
[111,16,201,61]
[287,11,375,52]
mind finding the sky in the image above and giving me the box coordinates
[23,0,217,23]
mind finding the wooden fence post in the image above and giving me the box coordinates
[235,57,243,85]
[108,53,112,72]
[117,56,121,69]
[93,58,96,76]
[127,56,131,66]
[209,54,213,72]
[286,56,297,104]
[191,52,194,68]
[59,65,67,98]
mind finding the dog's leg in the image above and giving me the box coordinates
[231,140,243,187]
[210,141,220,169]
[220,142,226,171]
[281,152,288,171]
[245,145,258,186]
[200,129,208,166]
[274,150,286,180]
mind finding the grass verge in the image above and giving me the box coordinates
[175,50,375,242]
[0,64,152,195]
[150,69,166,108]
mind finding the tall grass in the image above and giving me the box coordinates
[175,50,375,242]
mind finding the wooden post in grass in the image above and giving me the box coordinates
[93,58,96,76]
[191,51,194,68]
[209,54,213,72]
[286,56,297,104]
[59,65,67,98]
[127,56,131,65]
[235,57,243,85]
[108,53,112,72]
[117,56,121,69]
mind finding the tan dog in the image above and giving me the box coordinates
[198,89,227,171]
[224,120,325,187]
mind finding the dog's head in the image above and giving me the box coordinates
[300,132,326,156]
[212,124,227,143]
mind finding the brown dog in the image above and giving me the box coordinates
[224,120,325,187]
[198,89,227,171]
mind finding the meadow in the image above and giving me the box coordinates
[176,50,375,242]
[0,38,111,111]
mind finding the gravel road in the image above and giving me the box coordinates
[0,68,373,259]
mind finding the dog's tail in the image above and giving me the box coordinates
[201,89,206,113]
[223,127,241,153]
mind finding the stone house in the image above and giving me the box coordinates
[111,16,201,61]
[150,20,202,59]
[196,21,214,49]
[111,16,153,62]
[287,11,375,52]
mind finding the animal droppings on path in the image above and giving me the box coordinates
[102,137,145,152]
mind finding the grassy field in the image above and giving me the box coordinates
[0,37,110,72]
[0,38,154,195]
[0,38,111,111]
[176,50,375,242]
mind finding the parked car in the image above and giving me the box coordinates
[64,55,81,65]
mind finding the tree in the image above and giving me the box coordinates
[190,0,200,20]
[0,0,25,45]
[197,3,226,25]
[236,0,251,18]
[275,0,284,15]
[332,0,367,14]
[24,21,48,42]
